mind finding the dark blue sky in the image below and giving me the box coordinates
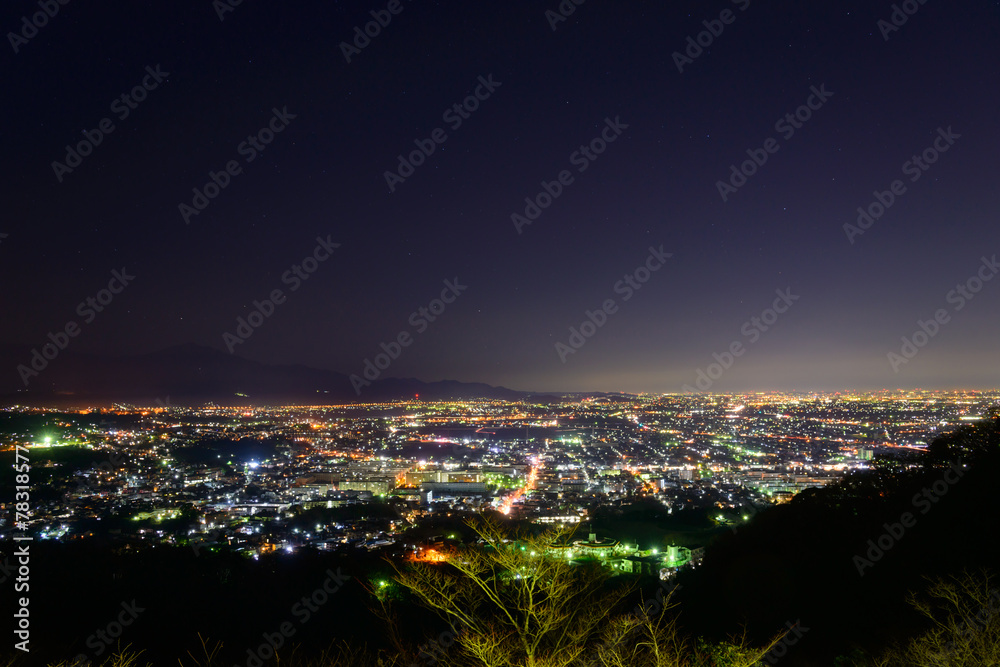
[3,0,999,393]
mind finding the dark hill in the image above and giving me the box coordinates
[675,416,1000,666]
[0,343,530,405]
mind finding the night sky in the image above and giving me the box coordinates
[3,0,999,394]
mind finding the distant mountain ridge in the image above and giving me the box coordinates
[0,343,541,406]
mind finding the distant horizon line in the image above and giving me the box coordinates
[4,387,999,412]
[2,341,998,401]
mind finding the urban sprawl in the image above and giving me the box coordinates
[3,390,996,579]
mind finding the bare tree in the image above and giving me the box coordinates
[886,569,1000,666]
[377,517,783,667]
[382,518,632,667]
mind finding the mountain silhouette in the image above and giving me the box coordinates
[0,343,529,405]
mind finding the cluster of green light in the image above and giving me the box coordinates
[131,509,181,522]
